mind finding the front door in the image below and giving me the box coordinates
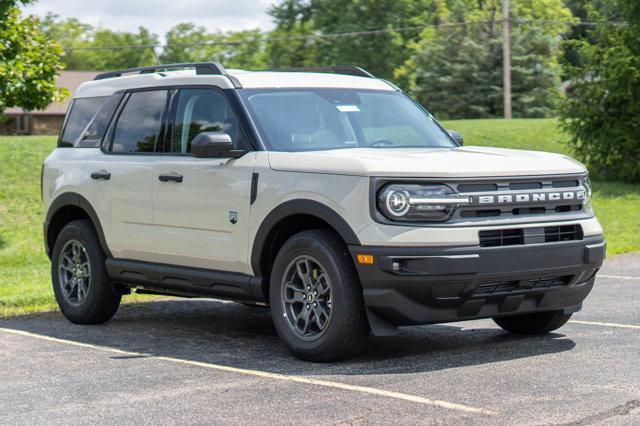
[152,88,255,274]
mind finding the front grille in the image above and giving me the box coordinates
[544,225,583,242]
[474,275,573,296]
[479,225,583,247]
[479,229,524,247]
[447,174,588,223]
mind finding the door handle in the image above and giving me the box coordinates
[158,174,183,183]
[90,171,111,180]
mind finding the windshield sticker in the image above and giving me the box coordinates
[337,105,360,112]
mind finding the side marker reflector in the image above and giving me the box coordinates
[357,254,374,265]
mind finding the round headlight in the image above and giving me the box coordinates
[377,183,468,222]
[385,189,411,217]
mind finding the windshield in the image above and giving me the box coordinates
[238,88,456,152]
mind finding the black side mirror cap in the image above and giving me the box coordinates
[447,130,464,146]
[191,132,246,159]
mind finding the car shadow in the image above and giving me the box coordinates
[0,299,576,376]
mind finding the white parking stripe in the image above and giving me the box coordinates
[569,320,640,330]
[597,275,640,280]
[0,327,497,416]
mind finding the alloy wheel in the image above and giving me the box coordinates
[281,255,333,340]
[58,239,91,307]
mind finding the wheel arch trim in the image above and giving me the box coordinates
[45,192,111,258]
[250,199,360,277]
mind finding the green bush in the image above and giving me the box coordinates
[560,0,640,182]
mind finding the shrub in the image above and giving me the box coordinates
[560,0,640,182]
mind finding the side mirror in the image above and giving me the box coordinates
[447,130,464,146]
[191,132,246,159]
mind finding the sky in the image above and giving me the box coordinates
[22,0,277,39]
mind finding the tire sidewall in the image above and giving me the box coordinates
[270,232,355,358]
[51,221,114,321]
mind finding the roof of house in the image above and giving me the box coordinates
[5,71,103,115]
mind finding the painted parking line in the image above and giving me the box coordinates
[597,275,640,281]
[569,320,640,330]
[0,327,497,416]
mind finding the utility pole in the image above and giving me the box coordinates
[502,0,512,119]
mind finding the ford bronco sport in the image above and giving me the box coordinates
[43,62,606,361]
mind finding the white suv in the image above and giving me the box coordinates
[43,62,606,361]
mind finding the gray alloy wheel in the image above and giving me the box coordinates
[57,239,92,307]
[281,255,333,341]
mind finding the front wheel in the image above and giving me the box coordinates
[493,310,572,335]
[51,220,121,324]
[270,230,370,362]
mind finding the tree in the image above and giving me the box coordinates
[40,14,158,70]
[40,14,94,70]
[560,0,640,182]
[266,0,316,68]
[407,0,572,119]
[0,1,67,114]
[160,23,267,69]
[266,0,445,79]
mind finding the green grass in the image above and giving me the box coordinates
[0,136,154,316]
[441,117,571,155]
[0,119,638,316]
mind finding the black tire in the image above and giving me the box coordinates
[493,310,572,335]
[269,229,370,362]
[51,219,121,324]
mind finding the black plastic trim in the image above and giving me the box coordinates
[250,199,360,276]
[94,62,228,80]
[348,236,605,332]
[105,258,265,303]
[44,192,111,258]
[250,173,259,205]
[267,65,375,78]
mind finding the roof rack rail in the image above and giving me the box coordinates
[93,62,228,80]
[271,66,375,78]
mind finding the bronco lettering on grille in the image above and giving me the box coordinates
[475,190,585,205]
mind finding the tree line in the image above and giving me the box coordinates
[1,0,639,181]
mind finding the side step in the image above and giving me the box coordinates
[105,258,265,303]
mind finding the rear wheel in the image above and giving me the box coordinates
[493,310,572,335]
[270,229,370,362]
[51,220,121,324]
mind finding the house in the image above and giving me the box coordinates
[0,71,102,135]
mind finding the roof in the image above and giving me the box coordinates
[73,69,396,99]
[4,71,104,115]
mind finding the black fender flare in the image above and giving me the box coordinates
[250,199,360,277]
[45,192,111,258]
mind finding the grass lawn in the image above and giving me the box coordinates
[1,118,639,316]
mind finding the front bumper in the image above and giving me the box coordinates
[349,236,606,335]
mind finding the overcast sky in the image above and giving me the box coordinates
[23,0,277,40]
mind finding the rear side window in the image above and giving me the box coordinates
[76,94,124,148]
[111,90,167,153]
[59,96,108,147]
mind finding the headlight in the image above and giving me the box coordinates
[377,184,470,222]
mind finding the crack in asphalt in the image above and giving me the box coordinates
[562,399,640,425]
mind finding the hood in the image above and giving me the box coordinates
[267,146,586,178]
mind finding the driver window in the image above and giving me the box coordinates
[171,89,242,154]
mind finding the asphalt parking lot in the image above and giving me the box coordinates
[1,253,639,425]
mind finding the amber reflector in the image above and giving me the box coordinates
[357,254,374,265]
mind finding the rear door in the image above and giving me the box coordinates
[152,87,256,274]
[85,89,169,261]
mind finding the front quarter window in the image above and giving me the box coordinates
[238,88,455,152]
